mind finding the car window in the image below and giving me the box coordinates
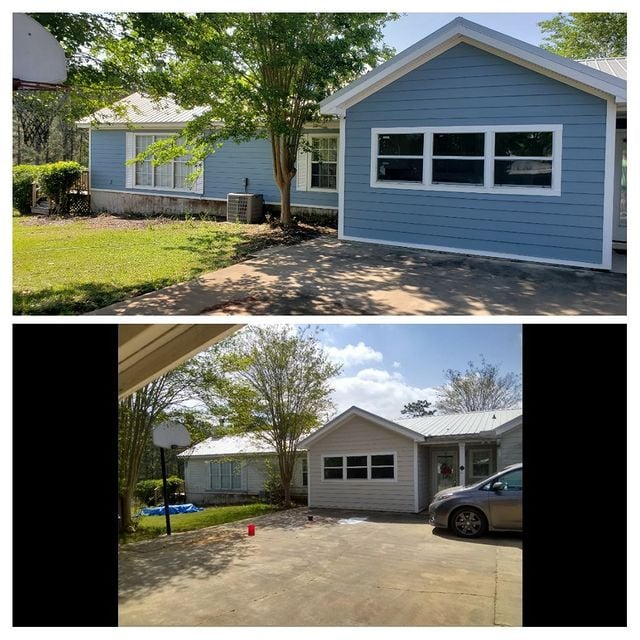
[494,469,523,491]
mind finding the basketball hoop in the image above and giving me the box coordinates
[13,90,68,151]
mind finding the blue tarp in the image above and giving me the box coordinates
[140,503,203,516]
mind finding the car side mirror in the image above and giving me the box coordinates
[492,482,505,491]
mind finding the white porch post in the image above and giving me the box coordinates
[458,442,466,486]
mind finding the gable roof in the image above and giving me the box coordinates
[320,17,626,115]
[77,92,211,128]
[178,434,274,458]
[299,405,426,447]
[396,409,522,439]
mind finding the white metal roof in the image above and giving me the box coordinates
[78,92,210,126]
[577,58,627,80]
[178,434,274,457]
[320,16,626,115]
[396,409,522,438]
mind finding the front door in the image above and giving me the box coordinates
[613,129,627,243]
[432,449,459,497]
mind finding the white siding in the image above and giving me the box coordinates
[307,415,417,512]
[497,425,523,469]
[417,445,430,511]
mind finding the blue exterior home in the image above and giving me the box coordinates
[80,17,626,269]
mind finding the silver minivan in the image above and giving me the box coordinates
[427,463,522,538]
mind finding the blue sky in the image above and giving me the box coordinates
[309,324,522,420]
[382,13,556,53]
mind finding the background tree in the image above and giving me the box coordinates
[539,13,627,58]
[400,399,436,418]
[117,12,397,226]
[435,357,521,414]
[118,371,189,531]
[189,325,341,505]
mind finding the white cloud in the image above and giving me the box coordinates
[330,368,439,421]
[392,361,401,369]
[324,341,383,368]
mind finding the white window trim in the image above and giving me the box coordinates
[128,132,203,194]
[321,452,397,483]
[370,124,562,197]
[300,133,339,193]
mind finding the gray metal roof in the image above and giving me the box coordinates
[178,434,274,458]
[577,58,627,80]
[396,409,522,439]
[78,92,210,125]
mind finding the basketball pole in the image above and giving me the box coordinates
[160,447,172,536]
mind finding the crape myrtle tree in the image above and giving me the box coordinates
[434,357,521,414]
[186,325,342,505]
[117,12,397,226]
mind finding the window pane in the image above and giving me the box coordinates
[135,135,153,155]
[311,162,337,189]
[324,468,343,480]
[135,161,152,186]
[174,161,190,189]
[433,133,484,157]
[324,457,343,468]
[347,456,367,467]
[432,159,484,185]
[496,469,523,491]
[377,158,423,182]
[154,163,173,188]
[495,131,552,157]
[371,454,394,466]
[378,133,424,156]
[232,463,241,489]
[471,452,491,478]
[371,467,394,479]
[494,160,552,187]
[346,467,368,479]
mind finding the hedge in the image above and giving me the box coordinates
[135,476,185,506]
[37,161,84,215]
[12,165,40,213]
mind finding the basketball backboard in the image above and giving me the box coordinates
[153,421,192,449]
[13,14,67,90]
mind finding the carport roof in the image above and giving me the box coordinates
[397,409,522,438]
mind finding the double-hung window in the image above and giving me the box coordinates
[209,460,242,490]
[371,125,562,196]
[322,453,396,481]
[311,137,338,190]
[127,132,202,193]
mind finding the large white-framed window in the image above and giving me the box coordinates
[370,125,562,196]
[296,133,339,192]
[321,453,396,481]
[209,460,242,490]
[125,132,203,193]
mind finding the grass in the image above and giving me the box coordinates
[120,502,280,544]
[13,214,323,314]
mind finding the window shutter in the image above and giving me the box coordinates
[296,137,308,191]
[125,132,135,189]
[193,162,204,194]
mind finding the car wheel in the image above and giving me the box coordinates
[450,507,487,538]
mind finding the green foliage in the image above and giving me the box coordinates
[435,356,521,414]
[134,476,184,505]
[36,161,84,215]
[400,399,436,418]
[539,13,627,58]
[12,165,40,213]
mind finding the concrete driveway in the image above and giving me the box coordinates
[94,236,625,316]
[119,507,522,626]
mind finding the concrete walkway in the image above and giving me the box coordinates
[93,236,626,315]
[119,508,522,626]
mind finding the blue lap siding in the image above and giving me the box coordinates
[343,43,608,265]
[90,130,338,209]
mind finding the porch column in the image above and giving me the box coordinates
[458,442,466,486]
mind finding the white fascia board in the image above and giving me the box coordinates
[300,406,424,447]
[321,19,625,115]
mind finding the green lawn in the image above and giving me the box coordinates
[121,503,280,544]
[13,215,313,314]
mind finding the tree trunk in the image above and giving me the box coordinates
[271,132,296,228]
[279,177,293,228]
[120,490,133,531]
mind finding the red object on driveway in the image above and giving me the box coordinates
[248,523,255,536]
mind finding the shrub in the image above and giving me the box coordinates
[37,161,84,215]
[135,476,185,506]
[13,165,41,214]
